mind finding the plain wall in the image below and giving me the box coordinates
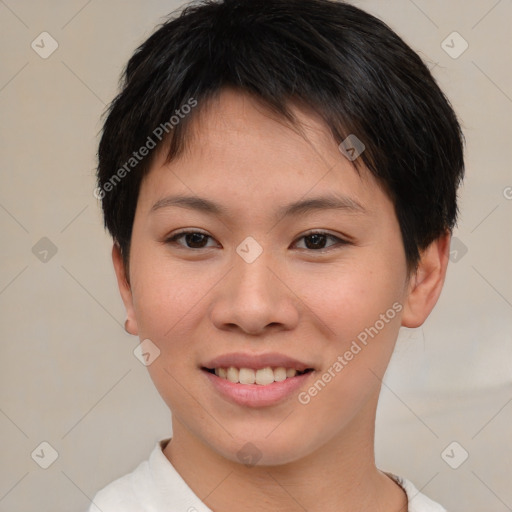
[0,0,511,510]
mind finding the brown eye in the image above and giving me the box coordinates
[166,231,217,249]
[294,231,348,251]
[304,233,328,249]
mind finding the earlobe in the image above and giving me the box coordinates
[112,242,139,336]
[401,232,451,328]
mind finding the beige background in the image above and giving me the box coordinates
[0,0,511,511]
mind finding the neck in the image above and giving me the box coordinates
[163,398,407,512]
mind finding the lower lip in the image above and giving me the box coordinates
[202,369,313,408]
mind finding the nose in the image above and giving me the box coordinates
[209,248,300,336]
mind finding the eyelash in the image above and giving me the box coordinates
[164,229,349,252]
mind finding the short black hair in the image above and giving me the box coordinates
[97,0,465,273]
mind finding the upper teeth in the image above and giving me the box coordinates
[214,367,301,385]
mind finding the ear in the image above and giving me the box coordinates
[112,242,138,336]
[401,231,451,328]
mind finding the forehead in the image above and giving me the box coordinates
[184,88,346,167]
[138,87,388,218]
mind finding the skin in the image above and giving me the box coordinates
[113,87,450,512]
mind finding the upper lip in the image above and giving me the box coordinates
[202,352,314,372]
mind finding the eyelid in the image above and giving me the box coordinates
[169,228,210,237]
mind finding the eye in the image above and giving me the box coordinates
[165,229,349,251]
[165,230,219,249]
[293,230,348,251]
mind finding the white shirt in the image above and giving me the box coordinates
[88,439,447,512]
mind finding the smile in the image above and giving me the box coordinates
[204,366,313,386]
[202,368,315,408]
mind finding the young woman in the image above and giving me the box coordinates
[91,1,464,510]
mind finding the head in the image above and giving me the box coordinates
[97,0,464,465]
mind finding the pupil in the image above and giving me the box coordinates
[305,234,325,249]
[187,233,206,248]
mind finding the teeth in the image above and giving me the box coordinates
[274,367,287,382]
[211,366,308,385]
[255,367,274,385]
[239,368,255,384]
[226,367,239,383]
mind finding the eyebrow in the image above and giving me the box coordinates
[150,193,367,218]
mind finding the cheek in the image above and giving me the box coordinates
[294,282,403,442]
[128,253,208,408]
[293,251,405,396]
[297,254,405,340]
[129,250,211,340]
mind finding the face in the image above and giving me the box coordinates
[115,88,442,466]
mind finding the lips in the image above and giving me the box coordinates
[200,352,316,407]
[202,352,314,373]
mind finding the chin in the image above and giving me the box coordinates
[210,431,314,468]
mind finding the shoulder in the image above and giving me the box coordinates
[87,457,152,512]
[86,438,212,512]
[385,472,448,512]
